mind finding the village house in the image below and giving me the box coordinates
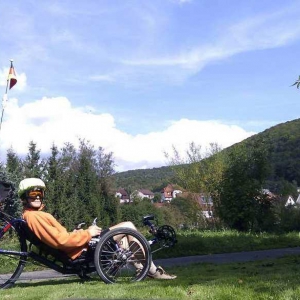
[160,184,213,218]
[131,189,155,201]
[284,195,297,207]
[180,191,214,218]
[161,184,182,203]
[115,188,131,204]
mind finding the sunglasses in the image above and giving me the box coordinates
[28,191,44,199]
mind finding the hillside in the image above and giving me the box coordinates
[114,118,300,190]
[113,166,176,192]
[240,118,300,184]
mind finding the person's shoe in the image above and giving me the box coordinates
[147,266,177,280]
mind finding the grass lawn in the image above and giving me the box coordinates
[151,230,300,259]
[2,255,300,300]
[2,230,300,299]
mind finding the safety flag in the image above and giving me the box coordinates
[7,60,17,90]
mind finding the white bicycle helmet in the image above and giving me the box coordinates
[18,178,46,198]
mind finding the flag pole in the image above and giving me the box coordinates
[0,59,16,134]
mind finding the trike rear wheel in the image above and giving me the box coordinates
[0,221,27,289]
[94,228,151,284]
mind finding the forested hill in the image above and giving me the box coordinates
[239,118,300,184]
[114,118,300,190]
[113,166,175,192]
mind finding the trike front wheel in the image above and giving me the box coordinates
[94,227,151,284]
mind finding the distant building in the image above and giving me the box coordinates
[285,195,296,207]
[131,189,155,201]
[180,191,213,218]
[161,184,182,203]
[115,188,131,204]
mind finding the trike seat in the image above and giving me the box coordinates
[19,221,85,266]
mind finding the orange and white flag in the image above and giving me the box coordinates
[7,61,17,90]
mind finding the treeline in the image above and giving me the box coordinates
[234,118,300,187]
[0,140,203,231]
[166,140,300,233]
[1,140,121,229]
[115,118,300,198]
[3,116,300,234]
[114,167,176,193]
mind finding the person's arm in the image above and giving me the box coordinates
[24,212,92,249]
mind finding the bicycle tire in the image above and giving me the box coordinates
[94,227,151,284]
[0,221,27,289]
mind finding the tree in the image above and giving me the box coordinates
[165,142,225,229]
[70,140,100,225]
[22,141,45,178]
[56,142,82,229]
[5,148,22,212]
[171,196,204,229]
[96,147,120,226]
[44,144,63,217]
[166,142,224,196]
[6,147,22,178]
[0,168,21,217]
[216,140,271,232]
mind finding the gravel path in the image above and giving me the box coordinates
[17,247,300,281]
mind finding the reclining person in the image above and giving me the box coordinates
[20,178,176,280]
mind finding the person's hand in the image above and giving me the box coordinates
[88,225,102,237]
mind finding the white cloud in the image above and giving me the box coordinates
[122,5,300,75]
[0,96,255,172]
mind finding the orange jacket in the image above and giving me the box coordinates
[22,208,91,259]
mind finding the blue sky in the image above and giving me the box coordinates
[0,0,300,171]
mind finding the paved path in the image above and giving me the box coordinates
[17,247,300,281]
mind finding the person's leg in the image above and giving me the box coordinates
[109,221,149,268]
[109,222,176,280]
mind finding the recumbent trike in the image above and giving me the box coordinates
[0,182,177,289]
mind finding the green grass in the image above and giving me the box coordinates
[2,229,300,299]
[152,230,300,259]
[2,256,300,299]
[2,229,300,271]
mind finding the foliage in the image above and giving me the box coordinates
[115,118,300,197]
[120,200,163,226]
[1,140,117,230]
[216,141,271,232]
[22,141,45,179]
[114,166,176,192]
[171,196,205,228]
[166,142,224,194]
[0,168,21,217]
[272,201,300,232]
[239,118,300,192]
[6,147,22,179]
[3,118,300,233]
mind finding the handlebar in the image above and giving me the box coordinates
[75,217,98,230]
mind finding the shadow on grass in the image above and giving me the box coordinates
[16,276,101,288]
